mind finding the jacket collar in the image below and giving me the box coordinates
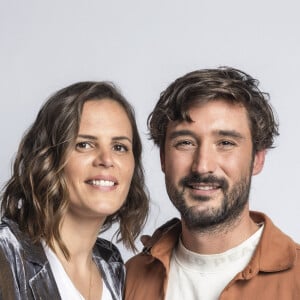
[244,211,297,277]
[142,212,297,275]
[2,217,62,299]
[2,217,118,265]
[142,218,181,273]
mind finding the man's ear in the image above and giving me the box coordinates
[160,148,165,173]
[252,150,266,176]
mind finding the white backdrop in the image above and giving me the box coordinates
[1,0,299,260]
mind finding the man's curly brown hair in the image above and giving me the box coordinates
[148,67,279,153]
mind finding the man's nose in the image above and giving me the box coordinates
[191,144,217,174]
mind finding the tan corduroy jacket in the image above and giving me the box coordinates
[125,211,300,300]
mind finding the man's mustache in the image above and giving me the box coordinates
[180,173,229,190]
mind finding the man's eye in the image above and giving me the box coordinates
[174,140,195,149]
[113,144,128,152]
[218,140,236,148]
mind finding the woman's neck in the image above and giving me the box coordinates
[55,211,105,263]
[51,212,105,300]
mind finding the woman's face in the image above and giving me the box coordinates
[64,99,135,221]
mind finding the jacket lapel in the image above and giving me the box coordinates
[29,264,62,300]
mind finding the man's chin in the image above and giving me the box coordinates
[184,197,221,214]
[181,207,222,229]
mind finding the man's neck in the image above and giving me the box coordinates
[180,209,259,254]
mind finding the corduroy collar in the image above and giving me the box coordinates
[141,211,298,276]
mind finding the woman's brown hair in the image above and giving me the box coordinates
[1,81,148,257]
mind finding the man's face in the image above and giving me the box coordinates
[161,100,265,230]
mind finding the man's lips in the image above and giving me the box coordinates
[187,182,221,191]
[181,173,228,191]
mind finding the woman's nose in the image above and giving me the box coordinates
[93,148,114,168]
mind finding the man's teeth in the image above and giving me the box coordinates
[90,180,115,187]
[191,185,217,190]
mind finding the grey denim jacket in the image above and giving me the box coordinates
[0,217,125,300]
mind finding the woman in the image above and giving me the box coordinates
[0,82,148,300]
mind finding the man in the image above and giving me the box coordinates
[125,67,300,299]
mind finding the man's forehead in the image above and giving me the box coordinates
[165,100,251,135]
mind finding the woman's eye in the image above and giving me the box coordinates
[75,142,92,150]
[113,144,128,152]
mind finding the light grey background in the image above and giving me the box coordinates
[1,0,299,260]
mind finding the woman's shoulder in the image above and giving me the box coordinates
[94,237,123,264]
[0,218,18,246]
[94,238,125,297]
[0,218,23,275]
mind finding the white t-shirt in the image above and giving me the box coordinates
[165,225,264,300]
[43,243,112,300]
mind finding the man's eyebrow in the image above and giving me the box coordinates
[77,134,132,143]
[168,129,245,140]
[168,130,196,140]
[217,130,244,139]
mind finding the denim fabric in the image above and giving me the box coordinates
[0,217,125,300]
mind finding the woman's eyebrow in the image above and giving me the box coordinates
[77,134,97,140]
[77,134,132,143]
[112,136,132,143]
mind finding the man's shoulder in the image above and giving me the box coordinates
[141,218,181,249]
[126,218,181,268]
[251,211,300,274]
[124,219,182,300]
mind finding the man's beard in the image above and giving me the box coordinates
[165,172,251,231]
